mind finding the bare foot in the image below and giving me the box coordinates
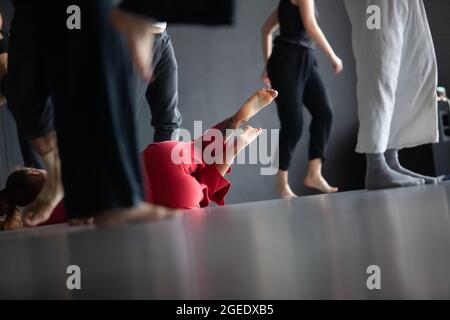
[109,9,155,81]
[233,125,263,154]
[23,149,64,227]
[277,183,298,200]
[233,89,278,126]
[3,211,24,231]
[276,170,298,200]
[69,217,95,226]
[304,174,338,193]
[94,202,179,227]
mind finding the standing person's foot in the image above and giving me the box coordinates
[69,217,95,226]
[304,174,338,193]
[385,149,438,185]
[109,9,155,81]
[365,153,424,190]
[276,170,298,200]
[23,134,65,227]
[233,89,278,126]
[94,203,179,227]
[277,183,298,200]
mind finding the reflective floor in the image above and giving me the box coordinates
[1,182,450,299]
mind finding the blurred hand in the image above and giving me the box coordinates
[332,56,343,74]
[0,96,7,106]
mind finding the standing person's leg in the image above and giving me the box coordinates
[46,0,173,225]
[268,45,312,199]
[385,0,438,184]
[302,62,337,193]
[147,32,182,142]
[5,2,63,226]
[344,0,424,190]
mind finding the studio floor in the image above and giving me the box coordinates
[1,182,450,299]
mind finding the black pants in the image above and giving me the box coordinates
[47,0,145,218]
[136,31,182,142]
[8,0,144,218]
[267,43,333,171]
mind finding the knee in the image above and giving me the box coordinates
[281,122,303,142]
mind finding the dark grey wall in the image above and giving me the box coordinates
[0,0,448,204]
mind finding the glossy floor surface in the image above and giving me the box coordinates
[1,183,450,299]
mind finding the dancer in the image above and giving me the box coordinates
[1,89,277,229]
[261,0,343,199]
[344,0,438,190]
[4,0,233,228]
[143,89,277,209]
[140,22,182,142]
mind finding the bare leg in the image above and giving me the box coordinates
[304,158,338,193]
[208,89,278,138]
[277,170,298,200]
[0,52,7,106]
[109,9,155,81]
[23,131,65,227]
[215,125,263,176]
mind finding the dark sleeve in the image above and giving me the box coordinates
[119,0,234,26]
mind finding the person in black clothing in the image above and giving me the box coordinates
[6,0,234,227]
[0,11,45,169]
[137,22,182,143]
[261,0,342,199]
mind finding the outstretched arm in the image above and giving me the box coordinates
[261,9,279,85]
[296,0,343,74]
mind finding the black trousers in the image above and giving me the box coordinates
[8,0,144,218]
[47,0,145,217]
[267,43,333,171]
[136,31,182,142]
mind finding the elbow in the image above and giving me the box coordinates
[261,25,271,37]
[304,22,319,37]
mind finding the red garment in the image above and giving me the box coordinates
[42,137,231,224]
[142,140,231,209]
[42,201,66,225]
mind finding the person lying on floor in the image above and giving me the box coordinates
[0,89,278,230]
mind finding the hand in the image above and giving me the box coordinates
[332,56,343,74]
[261,69,271,88]
[0,96,7,107]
